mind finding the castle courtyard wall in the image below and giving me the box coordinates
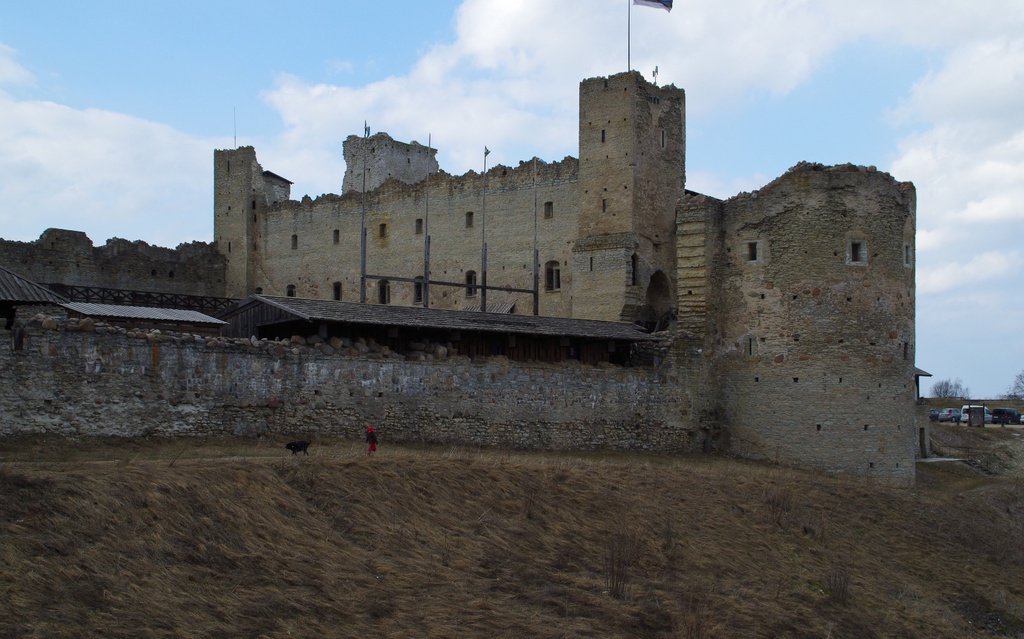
[1,312,691,452]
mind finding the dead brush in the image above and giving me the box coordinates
[604,531,637,599]
[825,566,851,604]
[763,486,792,526]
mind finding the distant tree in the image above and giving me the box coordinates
[931,378,970,399]
[1004,370,1024,400]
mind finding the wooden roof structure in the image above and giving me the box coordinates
[219,295,655,342]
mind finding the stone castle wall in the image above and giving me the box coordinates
[0,228,225,297]
[220,150,581,316]
[694,163,918,481]
[1,309,693,452]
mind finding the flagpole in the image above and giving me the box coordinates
[423,133,431,308]
[627,0,631,72]
[481,146,489,313]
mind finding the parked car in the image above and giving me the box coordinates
[991,408,1022,425]
[961,404,993,425]
[937,408,961,422]
[929,409,939,422]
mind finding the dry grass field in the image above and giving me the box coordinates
[1,426,1023,639]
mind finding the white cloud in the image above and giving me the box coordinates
[0,43,33,86]
[0,92,220,246]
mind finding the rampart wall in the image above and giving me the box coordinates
[0,228,225,297]
[1,309,693,452]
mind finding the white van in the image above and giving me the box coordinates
[961,404,992,425]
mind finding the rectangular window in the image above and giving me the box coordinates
[466,211,474,228]
[415,218,423,235]
[379,223,387,238]
[903,243,912,267]
[601,129,606,143]
[747,241,759,262]
[545,261,561,291]
[602,199,607,213]
[333,229,340,244]
[544,201,553,219]
[291,234,298,249]
[849,240,866,264]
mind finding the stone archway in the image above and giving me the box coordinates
[638,270,672,327]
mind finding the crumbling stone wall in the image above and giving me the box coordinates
[0,310,693,452]
[689,163,917,481]
[0,228,225,297]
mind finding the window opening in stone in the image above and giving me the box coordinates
[286,284,296,297]
[414,277,424,304]
[333,229,340,244]
[816,424,822,431]
[601,129,605,143]
[904,243,912,267]
[465,271,478,297]
[544,201,553,219]
[333,282,342,301]
[378,280,391,304]
[849,240,866,264]
[228,242,231,253]
[415,218,423,234]
[747,241,759,261]
[379,223,387,238]
[254,287,263,294]
[630,253,638,286]
[466,211,474,228]
[291,234,298,249]
[545,261,561,291]
[660,129,665,148]
[602,199,607,212]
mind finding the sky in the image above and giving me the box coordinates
[0,0,1022,398]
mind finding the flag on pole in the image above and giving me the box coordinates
[633,0,672,11]
[484,147,490,156]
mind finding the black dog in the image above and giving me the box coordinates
[285,440,311,456]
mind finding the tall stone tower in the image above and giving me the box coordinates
[572,71,685,324]
[214,146,265,299]
[342,133,439,194]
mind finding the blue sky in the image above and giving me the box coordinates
[1,0,1022,398]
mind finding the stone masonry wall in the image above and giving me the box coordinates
[702,163,917,482]
[0,228,226,297]
[244,157,580,317]
[1,310,693,452]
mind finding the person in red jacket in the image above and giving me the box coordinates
[366,426,378,457]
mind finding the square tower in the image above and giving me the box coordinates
[572,72,685,324]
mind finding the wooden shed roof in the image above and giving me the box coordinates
[0,266,68,304]
[221,295,656,341]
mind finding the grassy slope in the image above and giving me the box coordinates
[1,434,1023,639]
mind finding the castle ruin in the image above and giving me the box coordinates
[0,71,919,480]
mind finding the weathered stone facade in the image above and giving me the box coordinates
[0,228,224,296]
[1,310,689,451]
[681,163,918,481]
[0,71,919,481]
